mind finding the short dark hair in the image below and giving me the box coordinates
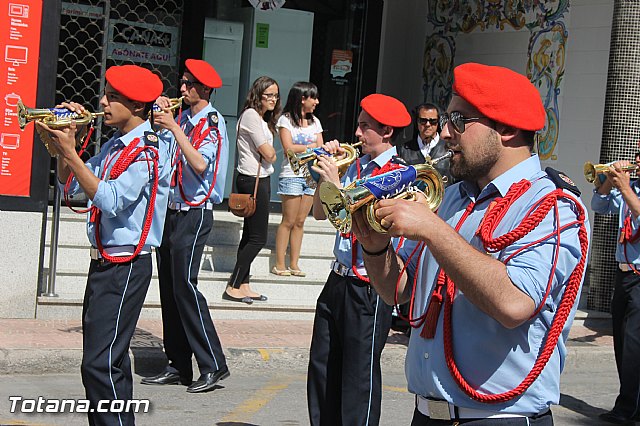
[635,151,640,159]
[415,103,440,118]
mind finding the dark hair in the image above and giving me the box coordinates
[522,130,536,151]
[242,76,281,135]
[283,81,318,127]
[635,151,640,159]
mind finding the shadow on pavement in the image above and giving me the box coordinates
[559,393,609,424]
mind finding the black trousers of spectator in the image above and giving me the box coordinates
[81,254,151,426]
[307,271,393,426]
[157,207,227,379]
[610,269,640,419]
[228,173,271,287]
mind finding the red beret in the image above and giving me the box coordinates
[185,59,222,89]
[360,94,411,128]
[105,65,163,103]
[452,63,545,131]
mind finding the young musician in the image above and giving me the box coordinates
[141,59,230,393]
[354,63,590,425]
[37,65,170,426]
[307,94,411,425]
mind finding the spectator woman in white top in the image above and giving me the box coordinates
[271,82,324,277]
[224,76,280,304]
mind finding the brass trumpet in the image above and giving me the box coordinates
[151,96,184,114]
[320,151,452,234]
[584,161,638,183]
[287,141,363,188]
[17,100,104,130]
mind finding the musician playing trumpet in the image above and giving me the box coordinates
[142,59,231,393]
[307,93,411,426]
[591,152,640,424]
[354,64,590,425]
[36,65,171,426]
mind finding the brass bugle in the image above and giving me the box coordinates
[320,151,450,234]
[17,100,104,130]
[287,141,363,175]
[151,96,184,115]
[288,141,364,189]
[584,161,638,183]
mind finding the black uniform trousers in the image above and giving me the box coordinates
[610,269,640,419]
[307,271,393,426]
[81,254,151,426]
[157,207,226,379]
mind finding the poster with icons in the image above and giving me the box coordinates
[0,0,42,197]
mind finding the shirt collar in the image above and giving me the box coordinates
[185,103,213,125]
[359,146,398,172]
[417,133,438,149]
[459,154,544,200]
[113,120,152,147]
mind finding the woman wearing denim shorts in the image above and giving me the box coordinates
[272,82,324,277]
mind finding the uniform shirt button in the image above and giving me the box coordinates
[424,352,429,359]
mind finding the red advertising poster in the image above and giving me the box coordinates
[0,0,43,197]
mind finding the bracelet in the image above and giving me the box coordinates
[361,243,391,257]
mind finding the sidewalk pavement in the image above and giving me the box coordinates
[0,310,614,375]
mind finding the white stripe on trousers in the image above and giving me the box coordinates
[108,262,133,426]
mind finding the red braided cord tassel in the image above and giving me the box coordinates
[94,144,159,264]
[420,271,446,338]
[443,186,589,403]
[179,123,222,207]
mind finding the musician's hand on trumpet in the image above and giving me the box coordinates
[603,160,633,192]
[368,195,434,241]
[35,117,79,158]
[351,208,391,255]
[310,153,341,187]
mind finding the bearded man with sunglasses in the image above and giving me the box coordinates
[396,103,453,186]
[353,63,590,425]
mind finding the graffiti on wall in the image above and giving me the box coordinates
[423,0,570,160]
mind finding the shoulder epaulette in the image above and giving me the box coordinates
[143,131,159,148]
[208,111,219,129]
[545,167,581,196]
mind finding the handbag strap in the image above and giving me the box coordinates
[252,156,261,198]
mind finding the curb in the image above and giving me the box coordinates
[0,343,613,376]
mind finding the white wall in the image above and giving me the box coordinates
[0,211,42,318]
[379,0,614,203]
[557,0,614,200]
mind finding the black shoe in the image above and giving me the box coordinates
[222,291,253,304]
[186,367,230,393]
[599,411,635,425]
[251,294,268,301]
[141,371,192,386]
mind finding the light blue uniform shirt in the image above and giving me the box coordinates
[404,154,589,415]
[64,120,171,249]
[591,180,640,265]
[333,147,397,270]
[161,103,229,205]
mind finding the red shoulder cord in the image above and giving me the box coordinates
[345,158,405,282]
[175,117,223,207]
[64,131,160,264]
[403,179,588,403]
[620,207,640,274]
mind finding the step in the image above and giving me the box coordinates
[47,215,338,251]
[44,245,335,280]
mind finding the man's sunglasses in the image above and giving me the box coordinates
[417,117,438,126]
[179,79,200,88]
[439,111,484,134]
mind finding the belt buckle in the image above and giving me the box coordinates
[427,399,452,421]
[90,247,99,261]
[620,263,632,272]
